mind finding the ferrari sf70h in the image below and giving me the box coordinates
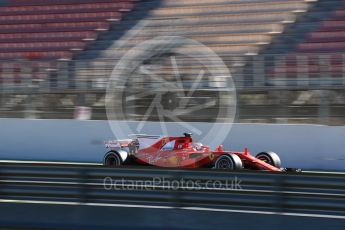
[103,133,299,172]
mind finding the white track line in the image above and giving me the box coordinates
[303,170,345,175]
[0,199,344,220]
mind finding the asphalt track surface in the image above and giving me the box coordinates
[0,160,344,229]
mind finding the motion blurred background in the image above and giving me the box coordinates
[0,0,344,125]
[1,1,345,230]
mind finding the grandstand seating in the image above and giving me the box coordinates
[2,0,341,88]
[89,0,310,59]
[0,0,136,87]
[1,0,344,122]
[75,0,311,84]
[269,1,345,85]
[0,0,135,60]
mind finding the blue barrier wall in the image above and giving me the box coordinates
[0,118,344,170]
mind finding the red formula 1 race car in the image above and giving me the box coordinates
[103,133,295,172]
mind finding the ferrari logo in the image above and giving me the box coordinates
[209,153,214,160]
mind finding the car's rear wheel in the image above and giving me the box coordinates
[104,151,122,167]
[255,151,281,168]
[214,154,243,170]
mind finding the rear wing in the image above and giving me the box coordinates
[105,134,163,150]
[104,139,133,148]
[128,134,161,139]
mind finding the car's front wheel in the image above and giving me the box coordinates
[214,154,243,170]
[255,151,281,168]
[104,151,122,167]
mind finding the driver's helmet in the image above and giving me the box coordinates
[192,142,203,151]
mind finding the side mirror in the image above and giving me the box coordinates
[215,145,223,152]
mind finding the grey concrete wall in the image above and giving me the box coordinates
[0,118,344,170]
